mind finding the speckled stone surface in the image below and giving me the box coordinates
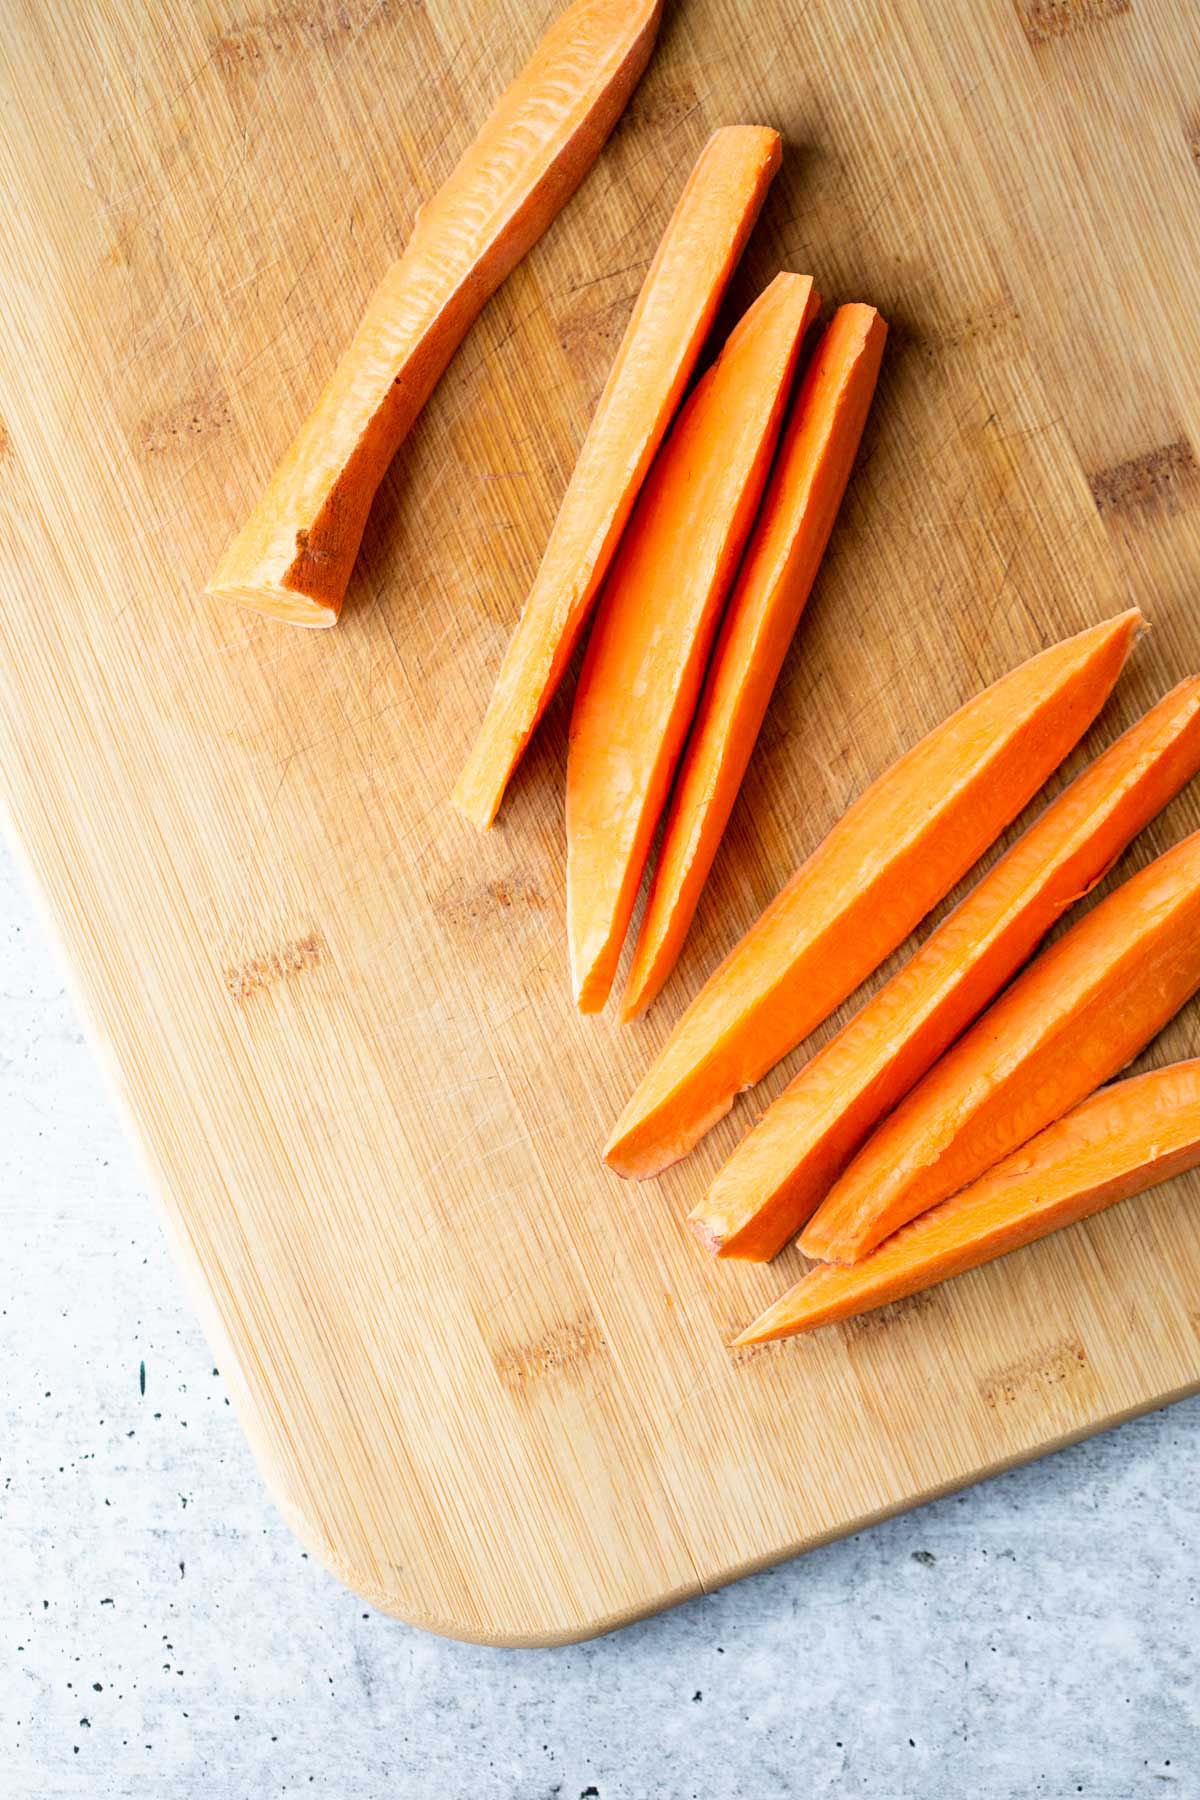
[3,837,1198,1799]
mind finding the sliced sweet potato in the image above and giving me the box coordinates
[622,303,886,1018]
[453,125,782,826]
[696,677,1200,1259]
[801,829,1200,1263]
[605,611,1141,1178]
[566,273,820,1012]
[737,1061,1200,1344]
[207,0,663,626]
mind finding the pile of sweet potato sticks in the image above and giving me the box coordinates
[206,0,1200,1349]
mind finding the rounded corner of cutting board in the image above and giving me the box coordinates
[253,1371,1200,1646]
[269,1481,703,1647]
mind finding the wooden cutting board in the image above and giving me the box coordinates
[2,0,1199,1646]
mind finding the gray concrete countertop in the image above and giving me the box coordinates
[3,838,1197,1799]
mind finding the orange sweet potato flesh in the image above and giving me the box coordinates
[566,273,821,1013]
[696,677,1200,1259]
[206,0,663,628]
[801,827,1200,1264]
[736,1060,1200,1344]
[452,126,782,827]
[604,611,1141,1179]
[621,304,887,1019]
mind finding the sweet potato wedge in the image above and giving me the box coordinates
[696,677,1200,1259]
[605,612,1141,1178]
[453,125,782,826]
[622,303,886,1018]
[737,1061,1200,1344]
[207,0,662,626]
[802,828,1200,1263]
[566,273,819,1012]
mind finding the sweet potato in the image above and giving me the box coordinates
[802,829,1200,1263]
[696,677,1200,1259]
[207,0,662,626]
[566,273,819,1011]
[452,126,781,826]
[737,1061,1200,1343]
[622,304,886,1017]
[605,612,1141,1178]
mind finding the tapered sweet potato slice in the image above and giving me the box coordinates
[453,125,782,826]
[622,303,886,1018]
[697,677,1200,1259]
[207,0,662,626]
[802,829,1200,1264]
[737,1061,1200,1344]
[605,612,1141,1178]
[566,273,820,1012]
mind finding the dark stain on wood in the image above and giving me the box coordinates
[926,303,1020,357]
[557,292,637,382]
[617,78,701,138]
[137,390,231,457]
[215,0,402,71]
[430,873,547,933]
[728,1335,785,1367]
[1016,0,1132,46]
[494,1314,606,1395]
[838,1289,936,1340]
[979,1335,1088,1408]
[877,302,1018,370]
[1087,436,1198,520]
[225,931,327,1003]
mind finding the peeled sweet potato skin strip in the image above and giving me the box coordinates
[697,676,1200,1260]
[566,273,820,1013]
[604,610,1141,1179]
[206,0,663,627]
[621,304,887,1019]
[801,828,1200,1265]
[452,125,782,827]
[737,1060,1200,1344]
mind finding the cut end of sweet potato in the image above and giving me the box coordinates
[204,578,338,629]
[574,973,611,1015]
[618,975,656,1024]
[602,1115,657,1176]
[687,1213,724,1256]
[687,1195,769,1259]
[605,1084,734,1178]
[620,909,688,1018]
[570,927,621,1014]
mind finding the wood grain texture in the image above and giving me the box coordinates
[0,0,1198,1645]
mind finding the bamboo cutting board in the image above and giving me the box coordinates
[2,0,1200,1645]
